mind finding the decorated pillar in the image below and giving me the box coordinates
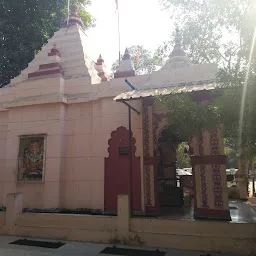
[191,127,230,220]
[143,99,157,213]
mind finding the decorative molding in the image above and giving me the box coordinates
[198,132,208,209]
[212,164,224,208]
[106,126,137,158]
[39,63,62,70]
[210,129,224,209]
[143,156,155,166]
[28,68,63,78]
[28,46,63,79]
[210,129,219,155]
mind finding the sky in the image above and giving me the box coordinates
[86,0,173,71]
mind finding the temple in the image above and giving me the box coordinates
[0,6,249,221]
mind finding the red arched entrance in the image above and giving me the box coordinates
[104,126,141,213]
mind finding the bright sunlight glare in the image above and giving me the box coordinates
[238,26,256,154]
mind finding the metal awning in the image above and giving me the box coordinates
[114,82,217,101]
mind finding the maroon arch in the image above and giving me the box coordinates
[104,126,141,213]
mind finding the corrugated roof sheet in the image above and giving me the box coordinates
[114,82,217,101]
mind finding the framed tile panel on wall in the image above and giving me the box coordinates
[17,135,46,182]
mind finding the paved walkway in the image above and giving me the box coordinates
[160,200,256,223]
[0,235,237,256]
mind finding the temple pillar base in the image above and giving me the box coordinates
[194,208,231,221]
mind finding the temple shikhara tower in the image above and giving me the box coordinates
[0,5,232,220]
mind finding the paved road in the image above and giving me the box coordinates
[0,235,237,256]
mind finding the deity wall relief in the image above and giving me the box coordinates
[18,135,46,181]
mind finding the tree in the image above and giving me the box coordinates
[156,91,220,142]
[156,76,256,198]
[111,45,163,75]
[158,0,256,196]
[0,0,94,88]
[160,0,255,73]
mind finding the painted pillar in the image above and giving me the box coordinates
[191,127,231,220]
[143,99,157,213]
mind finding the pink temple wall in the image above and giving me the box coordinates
[1,104,66,208]
[0,98,143,210]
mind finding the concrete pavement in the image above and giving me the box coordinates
[0,235,238,256]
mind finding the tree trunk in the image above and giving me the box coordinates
[235,156,249,200]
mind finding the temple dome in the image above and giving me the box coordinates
[114,48,135,78]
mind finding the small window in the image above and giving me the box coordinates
[118,146,129,156]
[17,135,46,182]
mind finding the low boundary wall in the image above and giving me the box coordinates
[0,193,255,255]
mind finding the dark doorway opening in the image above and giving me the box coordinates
[155,127,194,217]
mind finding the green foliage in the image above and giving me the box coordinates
[225,143,238,168]
[156,92,219,141]
[0,0,94,88]
[111,45,162,75]
[160,0,255,61]
[158,0,256,167]
[217,84,256,159]
[176,142,191,168]
[157,84,256,162]
[159,0,256,91]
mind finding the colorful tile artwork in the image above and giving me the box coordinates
[18,136,45,181]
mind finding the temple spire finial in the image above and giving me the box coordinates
[95,54,109,82]
[169,27,186,58]
[70,4,78,16]
[161,27,191,69]
[174,27,182,46]
[62,4,84,29]
[96,54,104,65]
[123,48,131,60]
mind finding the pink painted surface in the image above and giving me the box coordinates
[0,98,137,211]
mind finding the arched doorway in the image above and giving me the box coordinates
[104,126,141,214]
[154,127,194,216]
[143,103,230,220]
